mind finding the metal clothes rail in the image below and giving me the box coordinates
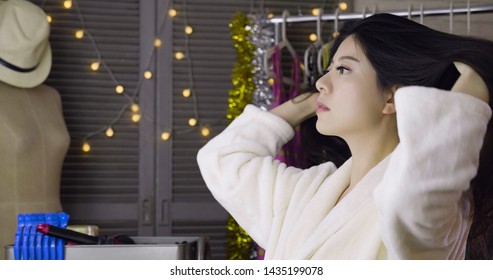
[267,4,493,24]
[266,4,493,44]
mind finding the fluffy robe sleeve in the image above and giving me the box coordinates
[196,105,337,248]
[374,86,492,259]
[197,86,491,259]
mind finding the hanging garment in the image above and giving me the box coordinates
[270,45,307,168]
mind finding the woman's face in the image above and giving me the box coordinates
[315,35,392,138]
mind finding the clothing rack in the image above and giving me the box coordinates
[267,4,493,45]
[268,4,493,24]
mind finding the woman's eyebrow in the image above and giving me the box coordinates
[337,55,360,63]
[328,55,360,66]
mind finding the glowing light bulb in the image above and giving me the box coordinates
[90,61,100,71]
[188,118,197,127]
[309,33,317,42]
[182,88,191,97]
[175,52,185,60]
[131,103,140,113]
[339,2,348,11]
[105,127,114,138]
[75,30,84,39]
[131,113,141,123]
[267,13,274,19]
[144,71,152,79]
[201,127,210,137]
[168,8,177,17]
[312,8,321,16]
[115,85,124,94]
[63,0,72,9]
[82,142,91,152]
[46,15,52,23]
[161,131,171,141]
[154,38,162,48]
[268,78,274,85]
[185,26,193,35]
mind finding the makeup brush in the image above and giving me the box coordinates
[36,224,134,245]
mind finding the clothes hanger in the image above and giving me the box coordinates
[279,10,297,59]
[466,0,471,36]
[264,10,309,90]
[420,3,424,25]
[304,9,324,76]
[372,5,378,15]
[303,8,324,85]
[264,10,297,77]
[449,1,454,34]
[317,8,339,76]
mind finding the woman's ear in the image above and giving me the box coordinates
[382,85,398,114]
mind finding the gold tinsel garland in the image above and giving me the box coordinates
[226,215,252,260]
[227,12,256,120]
[225,12,256,260]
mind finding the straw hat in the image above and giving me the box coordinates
[0,0,52,88]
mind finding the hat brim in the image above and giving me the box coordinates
[0,44,51,89]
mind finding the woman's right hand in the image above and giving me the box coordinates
[270,92,319,127]
[452,61,489,104]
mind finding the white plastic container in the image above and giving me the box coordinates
[5,236,210,260]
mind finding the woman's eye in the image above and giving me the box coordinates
[323,66,349,75]
[336,66,349,74]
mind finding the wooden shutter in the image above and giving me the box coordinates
[30,0,340,259]
[30,0,141,234]
[169,0,340,259]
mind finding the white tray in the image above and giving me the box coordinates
[5,236,210,260]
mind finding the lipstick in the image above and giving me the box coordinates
[37,224,100,244]
[36,224,135,245]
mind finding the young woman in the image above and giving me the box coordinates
[197,13,493,259]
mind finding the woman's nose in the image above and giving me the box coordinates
[315,73,331,94]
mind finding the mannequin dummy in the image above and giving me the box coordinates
[0,0,70,259]
[0,82,70,259]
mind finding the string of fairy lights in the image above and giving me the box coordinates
[42,0,207,153]
[42,0,349,154]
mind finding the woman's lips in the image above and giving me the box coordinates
[316,100,330,112]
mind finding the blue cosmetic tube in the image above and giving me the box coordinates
[56,212,70,260]
[49,213,59,260]
[35,214,45,260]
[14,214,25,260]
[21,214,32,260]
[42,213,53,260]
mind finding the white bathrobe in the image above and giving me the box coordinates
[197,86,491,259]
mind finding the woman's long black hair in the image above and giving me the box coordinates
[323,13,493,259]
